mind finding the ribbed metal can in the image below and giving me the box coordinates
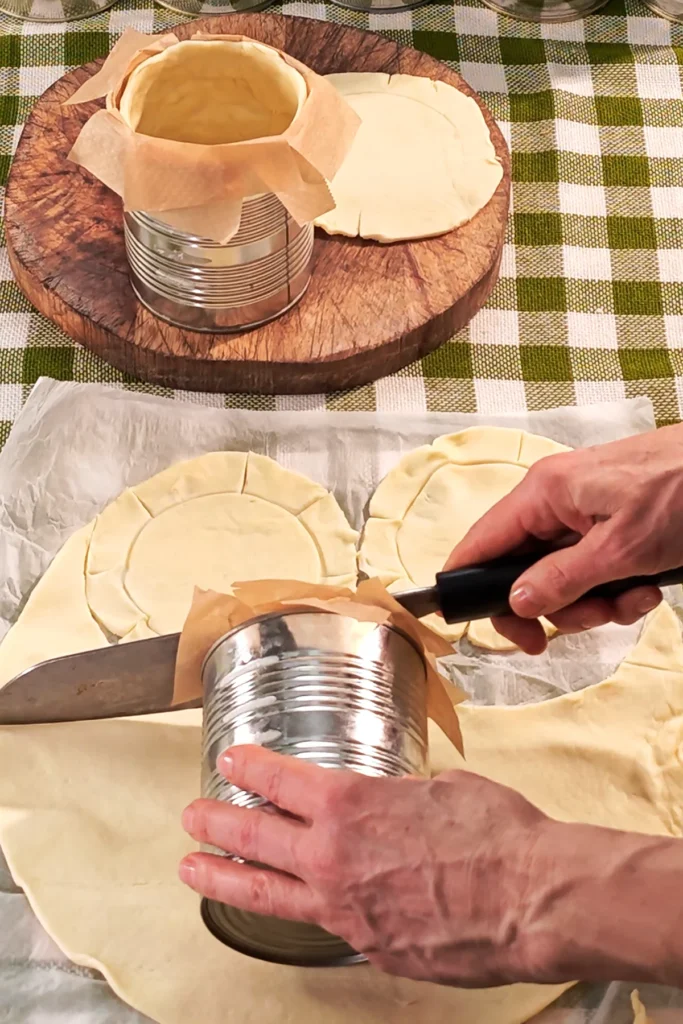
[200,609,428,966]
[124,193,314,333]
[477,0,607,20]
[155,0,275,15]
[0,0,115,21]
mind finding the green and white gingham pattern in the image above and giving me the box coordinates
[0,0,681,441]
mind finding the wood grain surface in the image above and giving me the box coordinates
[5,14,511,395]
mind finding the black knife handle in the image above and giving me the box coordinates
[435,554,683,624]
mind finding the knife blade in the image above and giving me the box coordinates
[2,553,683,726]
[0,633,196,726]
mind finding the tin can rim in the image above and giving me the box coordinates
[200,898,367,968]
[200,606,426,680]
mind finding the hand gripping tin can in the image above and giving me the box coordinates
[200,609,429,966]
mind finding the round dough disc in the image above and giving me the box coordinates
[126,493,323,635]
[0,452,358,686]
[397,462,527,587]
[315,73,503,243]
[359,427,571,649]
[78,451,358,641]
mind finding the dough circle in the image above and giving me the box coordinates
[359,426,571,649]
[315,73,503,243]
[2,603,683,1024]
[0,451,358,686]
[119,39,307,145]
[126,494,322,636]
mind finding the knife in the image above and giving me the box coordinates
[1,551,682,726]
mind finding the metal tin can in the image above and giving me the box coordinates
[0,0,115,20]
[155,0,274,14]
[479,0,607,21]
[200,609,428,966]
[124,193,314,333]
[329,0,432,10]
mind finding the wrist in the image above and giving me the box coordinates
[514,819,683,987]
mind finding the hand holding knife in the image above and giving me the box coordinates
[0,550,681,726]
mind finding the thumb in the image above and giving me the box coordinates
[509,525,617,618]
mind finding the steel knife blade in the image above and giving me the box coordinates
[0,633,198,726]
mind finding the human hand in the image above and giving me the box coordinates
[179,745,557,987]
[444,426,683,653]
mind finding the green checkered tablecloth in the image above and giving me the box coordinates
[0,0,681,440]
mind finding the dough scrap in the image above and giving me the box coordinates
[631,990,653,1024]
[360,427,570,650]
[1,602,682,1023]
[119,39,306,146]
[0,524,109,686]
[315,73,503,243]
[0,452,358,686]
[433,602,683,836]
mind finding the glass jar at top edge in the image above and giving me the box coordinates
[479,0,608,23]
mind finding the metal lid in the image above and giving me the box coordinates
[201,898,366,967]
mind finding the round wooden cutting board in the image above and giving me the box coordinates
[5,14,510,395]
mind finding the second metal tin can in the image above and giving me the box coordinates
[479,0,607,21]
[200,609,429,967]
[124,193,314,333]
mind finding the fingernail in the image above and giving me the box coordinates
[510,584,538,616]
[179,858,197,889]
[181,805,196,834]
[638,594,660,614]
[218,750,234,776]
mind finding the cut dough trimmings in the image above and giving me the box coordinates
[315,73,503,243]
[359,427,571,649]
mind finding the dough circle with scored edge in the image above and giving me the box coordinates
[0,451,358,686]
[359,426,571,649]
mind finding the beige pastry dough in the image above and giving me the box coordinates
[0,524,108,686]
[359,427,571,649]
[119,39,307,146]
[315,73,503,243]
[433,602,683,835]
[0,452,357,686]
[631,990,653,1024]
[1,603,682,1023]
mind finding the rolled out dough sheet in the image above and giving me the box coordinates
[359,426,570,650]
[1,602,682,1023]
[315,73,503,242]
[0,451,358,687]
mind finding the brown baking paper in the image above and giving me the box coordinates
[174,579,465,755]
[65,29,360,242]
